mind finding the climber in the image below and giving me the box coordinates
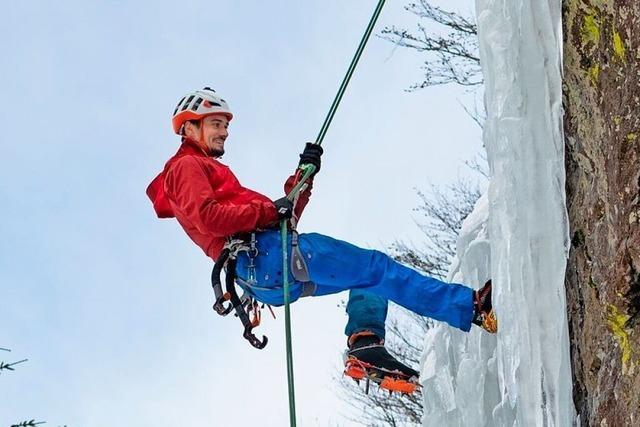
[146,87,497,391]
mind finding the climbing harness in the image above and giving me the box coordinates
[210,233,317,349]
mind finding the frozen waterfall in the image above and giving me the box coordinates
[420,1,576,425]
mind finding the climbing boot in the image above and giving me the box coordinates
[343,331,419,394]
[472,279,498,333]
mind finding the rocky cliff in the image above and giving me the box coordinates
[564,1,640,425]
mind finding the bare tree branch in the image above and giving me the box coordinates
[380,0,482,90]
[465,152,490,180]
[458,98,485,130]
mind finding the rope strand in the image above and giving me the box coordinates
[315,0,387,146]
[281,1,386,426]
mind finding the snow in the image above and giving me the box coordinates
[420,1,576,426]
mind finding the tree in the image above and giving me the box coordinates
[337,2,485,425]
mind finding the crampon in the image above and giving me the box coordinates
[344,356,420,395]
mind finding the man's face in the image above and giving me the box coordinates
[200,114,229,157]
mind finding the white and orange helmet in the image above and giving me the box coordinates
[172,87,233,134]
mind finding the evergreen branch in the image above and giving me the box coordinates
[11,420,46,427]
[0,358,29,372]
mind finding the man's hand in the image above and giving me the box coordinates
[273,197,294,220]
[298,142,323,176]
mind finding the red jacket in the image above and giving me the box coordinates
[146,139,313,260]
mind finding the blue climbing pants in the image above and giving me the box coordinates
[235,230,475,337]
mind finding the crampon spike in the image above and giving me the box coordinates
[379,377,419,394]
[344,360,366,380]
[343,356,420,395]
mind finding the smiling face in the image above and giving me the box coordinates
[184,114,229,157]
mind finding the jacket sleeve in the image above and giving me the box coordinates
[165,156,278,237]
[284,171,314,222]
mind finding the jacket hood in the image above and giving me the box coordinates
[146,170,174,218]
[146,139,207,218]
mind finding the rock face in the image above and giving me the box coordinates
[563,0,640,425]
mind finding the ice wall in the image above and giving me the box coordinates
[420,1,575,425]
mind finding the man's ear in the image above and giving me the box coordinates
[183,120,199,139]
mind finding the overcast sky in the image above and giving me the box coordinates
[0,1,481,425]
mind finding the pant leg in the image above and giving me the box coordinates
[299,232,475,332]
[344,289,388,340]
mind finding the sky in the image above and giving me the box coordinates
[0,1,480,425]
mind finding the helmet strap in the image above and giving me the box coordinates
[188,119,209,156]
[199,121,205,144]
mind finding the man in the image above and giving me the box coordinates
[147,87,496,389]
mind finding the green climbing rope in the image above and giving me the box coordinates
[315,0,387,147]
[280,1,386,426]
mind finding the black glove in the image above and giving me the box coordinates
[298,142,323,176]
[273,197,294,220]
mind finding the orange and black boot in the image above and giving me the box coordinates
[472,280,498,333]
[344,331,419,394]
